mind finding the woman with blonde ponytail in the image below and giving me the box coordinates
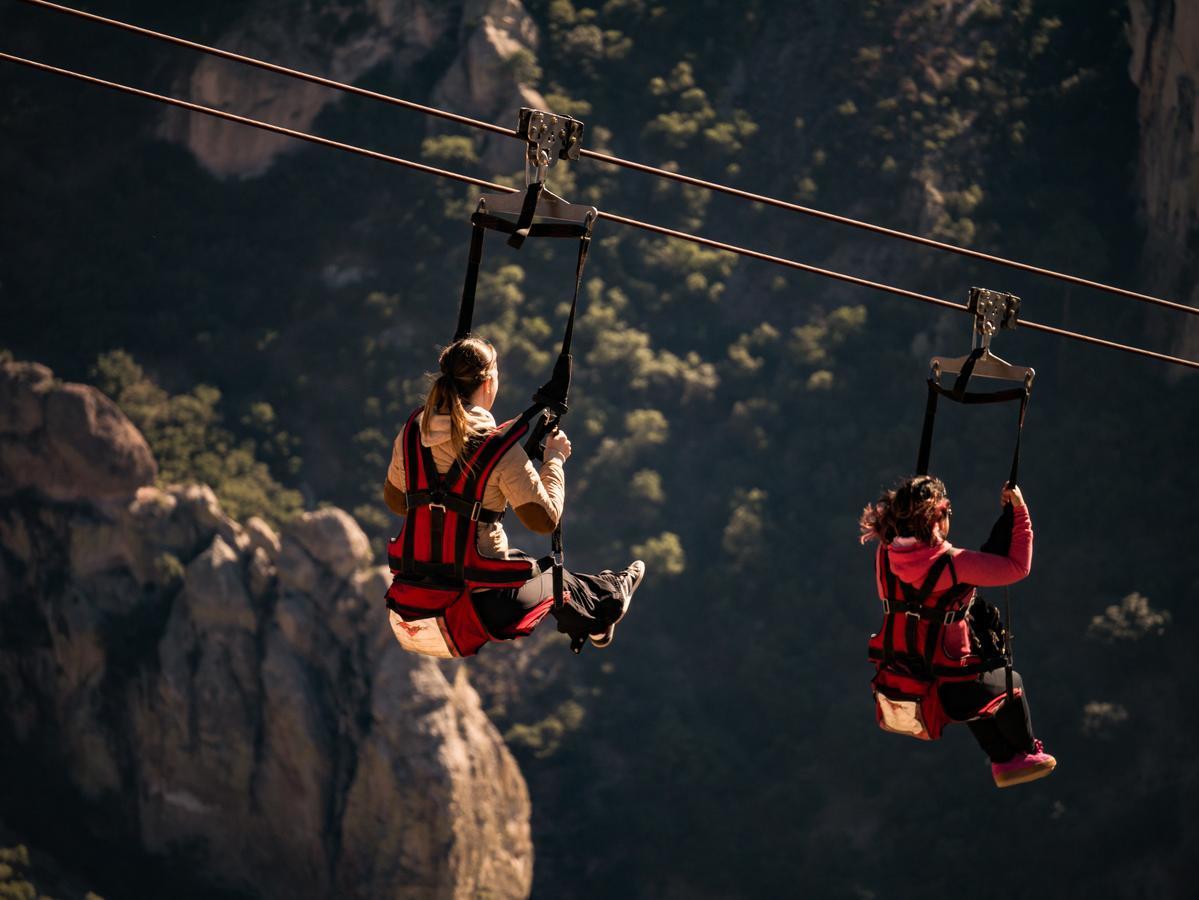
[384,337,646,654]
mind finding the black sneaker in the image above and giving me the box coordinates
[590,560,646,649]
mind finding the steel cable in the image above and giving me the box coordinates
[15,0,1198,318]
[1,49,1196,372]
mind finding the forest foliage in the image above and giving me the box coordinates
[1,0,1194,898]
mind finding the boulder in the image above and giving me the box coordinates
[0,361,156,503]
[245,516,282,560]
[282,507,372,580]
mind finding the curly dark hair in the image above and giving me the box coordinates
[859,474,951,545]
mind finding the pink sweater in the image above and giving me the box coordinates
[875,504,1034,598]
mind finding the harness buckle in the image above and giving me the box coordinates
[943,609,959,625]
[881,599,892,615]
[470,500,482,521]
[905,609,922,621]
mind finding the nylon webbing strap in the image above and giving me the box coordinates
[532,223,592,413]
[507,182,544,249]
[455,222,486,341]
[915,347,1031,486]
[916,382,938,476]
[551,522,565,609]
[1004,590,1015,700]
[453,204,594,357]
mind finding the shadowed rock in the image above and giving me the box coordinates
[0,360,533,899]
[0,360,157,502]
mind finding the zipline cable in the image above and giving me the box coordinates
[16,0,1198,319]
[2,49,1197,373]
[0,52,505,191]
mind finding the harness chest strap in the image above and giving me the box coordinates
[879,547,972,672]
[393,406,554,586]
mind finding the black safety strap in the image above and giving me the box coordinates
[868,646,1006,678]
[450,197,596,656]
[401,412,423,577]
[916,348,1030,488]
[455,207,593,343]
[507,182,545,249]
[405,490,505,523]
[881,549,952,673]
[416,439,446,566]
[1004,589,1015,701]
[455,222,486,341]
[530,223,591,414]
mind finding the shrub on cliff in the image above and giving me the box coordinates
[91,350,302,525]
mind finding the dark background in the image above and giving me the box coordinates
[2,0,1197,896]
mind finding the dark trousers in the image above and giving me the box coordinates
[939,669,1035,763]
[472,569,625,641]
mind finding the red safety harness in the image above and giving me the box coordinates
[385,406,554,657]
[869,306,1031,740]
[867,547,1006,740]
[385,120,599,657]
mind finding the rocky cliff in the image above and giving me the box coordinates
[159,0,545,178]
[1128,0,1199,364]
[0,359,533,899]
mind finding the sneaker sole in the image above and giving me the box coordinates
[589,562,645,649]
[994,759,1057,788]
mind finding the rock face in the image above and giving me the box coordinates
[0,362,533,899]
[160,0,543,179]
[429,0,548,171]
[0,360,157,502]
[1128,0,1199,365]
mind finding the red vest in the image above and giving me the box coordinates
[867,546,998,740]
[385,407,551,657]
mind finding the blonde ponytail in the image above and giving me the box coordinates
[421,337,497,461]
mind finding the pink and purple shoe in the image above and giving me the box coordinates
[992,739,1057,788]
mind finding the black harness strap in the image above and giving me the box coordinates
[916,348,1031,488]
[447,191,597,653]
[416,438,447,565]
[401,410,423,577]
[868,647,1006,677]
[455,222,487,342]
[880,546,897,669]
[506,182,545,249]
[880,552,977,679]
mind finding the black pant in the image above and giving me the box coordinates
[472,569,625,641]
[939,669,1036,763]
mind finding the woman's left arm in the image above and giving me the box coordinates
[950,503,1034,586]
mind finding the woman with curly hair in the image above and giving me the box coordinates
[860,475,1057,787]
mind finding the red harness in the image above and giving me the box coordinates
[867,546,1003,739]
[385,406,552,657]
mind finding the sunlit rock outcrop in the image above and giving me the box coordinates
[159,0,544,180]
[0,361,533,899]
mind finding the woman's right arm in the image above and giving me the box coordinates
[949,488,1034,587]
[383,431,408,516]
[499,432,569,534]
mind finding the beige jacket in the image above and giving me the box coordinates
[385,405,565,558]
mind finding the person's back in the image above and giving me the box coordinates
[861,474,1057,788]
[383,337,646,657]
